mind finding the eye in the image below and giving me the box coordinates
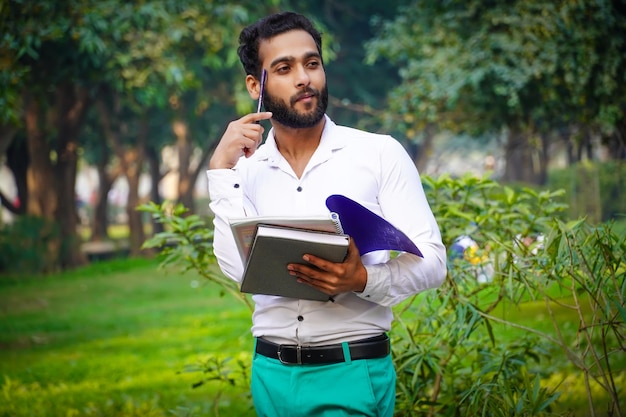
[276,65,290,73]
[307,60,320,68]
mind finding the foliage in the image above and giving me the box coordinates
[142,176,625,416]
[547,160,626,223]
[0,0,289,266]
[139,201,253,311]
[365,0,626,137]
[365,0,626,184]
[397,175,625,416]
[284,0,410,132]
[0,215,59,274]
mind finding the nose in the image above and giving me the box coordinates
[294,65,310,88]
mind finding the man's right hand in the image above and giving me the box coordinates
[209,111,273,169]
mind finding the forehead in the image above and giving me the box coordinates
[258,29,319,67]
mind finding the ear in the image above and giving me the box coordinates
[245,74,261,100]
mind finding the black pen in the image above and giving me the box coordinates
[255,69,267,122]
[257,69,267,112]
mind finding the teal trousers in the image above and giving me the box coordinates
[251,340,396,417]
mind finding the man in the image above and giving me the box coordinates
[207,12,446,416]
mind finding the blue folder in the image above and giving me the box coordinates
[325,194,423,258]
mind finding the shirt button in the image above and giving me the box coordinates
[296,186,302,192]
[297,315,304,322]
[234,183,240,188]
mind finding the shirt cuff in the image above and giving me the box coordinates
[206,169,244,200]
[356,264,391,304]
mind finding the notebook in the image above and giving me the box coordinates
[240,224,349,301]
[229,213,343,263]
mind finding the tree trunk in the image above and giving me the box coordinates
[91,174,110,241]
[22,85,89,269]
[172,117,214,214]
[173,119,195,211]
[126,118,147,256]
[91,159,120,241]
[96,92,147,256]
[414,123,436,173]
[89,128,122,242]
[536,132,550,185]
[561,128,576,166]
[24,93,56,218]
[53,84,89,268]
[603,128,626,160]
[584,129,594,160]
[146,145,165,235]
[503,129,536,184]
[126,170,145,255]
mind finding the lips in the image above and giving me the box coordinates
[292,89,317,105]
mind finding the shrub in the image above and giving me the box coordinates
[0,215,60,275]
[400,174,625,416]
[141,175,625,416]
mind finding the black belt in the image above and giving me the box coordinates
[255,334,390,365]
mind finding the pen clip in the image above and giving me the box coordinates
[256,69,267,114]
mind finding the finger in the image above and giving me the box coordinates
[242,138,261,157]
[287,262,316,277]
[294,273,334,294]
[241,126,266,157]
[242,111,273,124]
[242,124,265,141]
[301,253,336,273]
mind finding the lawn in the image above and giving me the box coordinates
[1,258,623,416]
[0,258,255,417]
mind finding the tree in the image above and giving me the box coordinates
[1,1,102,267]
[366,0,626,184]
[1,1,284,261]
[282,0,411,135]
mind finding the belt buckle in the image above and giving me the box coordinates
[277,344,302,365]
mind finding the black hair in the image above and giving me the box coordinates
[237,12,323,78]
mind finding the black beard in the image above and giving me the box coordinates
[263,84,328,129]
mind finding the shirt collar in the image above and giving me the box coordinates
[258,115,347,167]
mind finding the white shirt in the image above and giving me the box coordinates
[207,115,446,346]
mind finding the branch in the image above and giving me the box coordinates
[328,96,380,116]
[474,309,586,369]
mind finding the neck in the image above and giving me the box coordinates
[272,117,326,160]
[271,117,326,178]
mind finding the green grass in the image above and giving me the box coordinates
[0,258,255,417]
[1,258,623,416]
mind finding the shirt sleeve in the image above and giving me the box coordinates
[207,168,248,283]
[354,137,447,306]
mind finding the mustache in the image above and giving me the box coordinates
[290,88,319,106]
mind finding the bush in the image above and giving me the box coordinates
[399,174,625,416]
[141,175,626,416]
[0,215,60,275]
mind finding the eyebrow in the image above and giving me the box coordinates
[269,51,322,69]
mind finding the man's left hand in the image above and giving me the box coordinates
[287,238,367,296]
